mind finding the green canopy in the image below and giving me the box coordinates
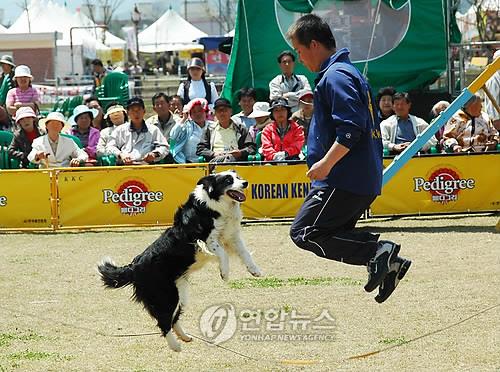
[223,0,461,104]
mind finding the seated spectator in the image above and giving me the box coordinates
[483,50,500,130]
[177,58,219,108]
[429,100,450,142]
[84,96,105,130]
[262,98,304,161]
[376,86,396,121]
[8,106,43,168]
[0,55,16,106]
[96,103,127,157]
[170,94,184,116]
[443,95,499,153]
[170,98,213,163]
[0,106,11,131]
[248,102,272,141]
[291,90,313,140]
[196,98,256,163]
[107,97,169,165]
[381,92,436,154]
[6,65,40,117]
[28,112,88,168]
[146,93,177,141]
[231,87,257,128]
[269,50,311,112]
[69,105,100,160]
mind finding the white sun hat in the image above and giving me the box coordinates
[14,65,33,79]
[248,102,271,118]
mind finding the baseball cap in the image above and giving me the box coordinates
[213,98,232,110]
[127,97,145,109]
[187,57,205,72]
[299,90,313,102]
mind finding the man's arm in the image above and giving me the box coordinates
[306,142,349,180]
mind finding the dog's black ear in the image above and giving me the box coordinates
[197,175,214,194]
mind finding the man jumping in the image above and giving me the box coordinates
[287,14,411,303]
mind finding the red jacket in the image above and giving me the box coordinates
[261,120,304,161]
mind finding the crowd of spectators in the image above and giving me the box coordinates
[0,51,498,170]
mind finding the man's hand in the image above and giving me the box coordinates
[229,149,242,159]
[120,153,133,165]
[306,158,333,181]
[35,152,47,161]
[393,143,410,153]
[69,159,81,167]
[143,152,156,163]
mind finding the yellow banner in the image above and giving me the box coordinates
[215,164,311,219]
[57,166,206,228]
[372,153,500,215]
[0,170,53,229]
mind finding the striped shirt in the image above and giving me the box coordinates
[6,86,40,106]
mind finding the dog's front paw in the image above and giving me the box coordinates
[247,265,263,277]
[220,269,229,281]
[179,334,193,343]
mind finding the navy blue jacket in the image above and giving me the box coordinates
[307,48,383,195]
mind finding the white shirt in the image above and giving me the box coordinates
[177,80,219,106]
[107,122,169,162]
[28,135,88,167]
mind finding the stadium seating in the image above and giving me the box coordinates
[0,130,20,169]
[95,72,130,108]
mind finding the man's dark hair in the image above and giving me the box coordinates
[393,92,411,104]
[170,94,184,106]
[84,96,101,106]
[91,59,104,67]
[237,87,257,101]
[152,92,171,106]
[376,86,396,104]
[286,14,336,49]
[277,50,295,64]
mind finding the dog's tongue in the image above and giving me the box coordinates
[226,190,246,202]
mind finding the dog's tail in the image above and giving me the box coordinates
[97,257,134,289]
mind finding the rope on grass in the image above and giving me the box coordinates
[2,302,498,365]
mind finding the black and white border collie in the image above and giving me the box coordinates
[97,170,262,351]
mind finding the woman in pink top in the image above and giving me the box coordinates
[6,65,40,116]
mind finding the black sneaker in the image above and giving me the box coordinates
[364,241,400,292]
[375,257,412,303]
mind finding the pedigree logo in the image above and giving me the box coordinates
[102,180,163,215]
[413,167,475,203]
[0,195,7,207]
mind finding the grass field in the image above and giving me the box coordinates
[0,214,499,371]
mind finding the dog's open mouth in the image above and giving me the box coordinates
[226,190,246,202]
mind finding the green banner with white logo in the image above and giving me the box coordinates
[223,0,459,104]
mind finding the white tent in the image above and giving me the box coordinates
[138,9,206,53]
[0,24,7,33]
[8,0,126,75]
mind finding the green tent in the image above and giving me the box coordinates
[223,0,461,104]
